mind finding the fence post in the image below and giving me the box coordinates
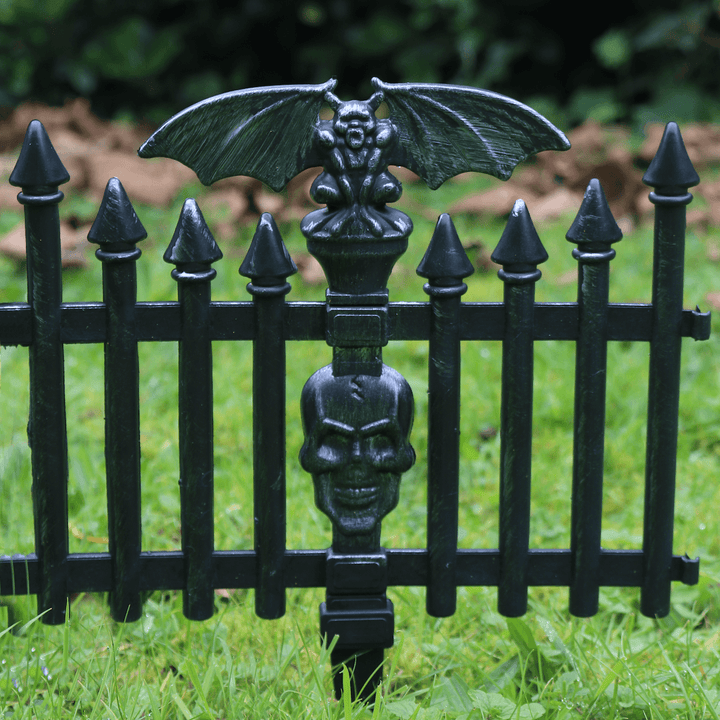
[88,178,147,622]
[491,200,547,617]
[417,213,474,618]
[641,123,699,618]
[165,199,222,620]
[9,120,70,624]
[566,179,622,617]
[240,213,297,620]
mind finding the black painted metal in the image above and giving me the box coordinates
[492,200,547,618]
[418,214,474,618]
[641,123,700,618]
[9,120,71,625]
[166,198,222,621]
[240,213,296,620]
[565,180,623,618]
[0,85,710,703]
[89,177,147,623]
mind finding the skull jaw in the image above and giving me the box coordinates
[313,471,400,553]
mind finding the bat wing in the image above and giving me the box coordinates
[138,79,336,190]
[373,78,570,188]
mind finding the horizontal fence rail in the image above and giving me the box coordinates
[0,549,699,595]
[0,301,711,346]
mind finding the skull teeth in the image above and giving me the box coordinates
[335,487,377,507]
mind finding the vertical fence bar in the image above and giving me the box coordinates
[166,199,222,620]
[10,121,70,624]
[566,180,622,617]
[640,123,699,618]
[239,213,296,620]
[88,178,147,622]
[417,214,474,618]
[491,200,547,617]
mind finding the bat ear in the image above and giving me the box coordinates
[325,90,341,111]
[367,91,384,111]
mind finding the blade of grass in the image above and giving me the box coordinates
[343,663,352,719]
[682,662,720,720]
[582,655,624,720]
[661,646,695,716]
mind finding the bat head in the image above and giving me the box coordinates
[332,100,377,150]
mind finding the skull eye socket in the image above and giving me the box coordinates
[316,432,350,467]
[365,433,396,467]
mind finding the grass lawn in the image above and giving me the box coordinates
[1,166,720,718]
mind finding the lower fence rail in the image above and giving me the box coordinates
[0,549,700,596]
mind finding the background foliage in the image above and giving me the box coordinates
[1,0,720,127]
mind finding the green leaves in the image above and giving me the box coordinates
[506,618,563,683]
[81,18,180,80]
[593,30,632,70]
[0,0,75,23]
[419,676,546,719]
[0,0,718,127]
[470,690,545,720]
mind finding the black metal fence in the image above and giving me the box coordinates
[0,117,710,700]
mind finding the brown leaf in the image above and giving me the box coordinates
[0,220,91,267]
[85,151,196,206]
[449,183,537,216]
[253,188,287,217]
[202,188,249,224]
[294,253,326,285]
[0,183,19,210]
[705,292,720,311]
[528,187,583,224]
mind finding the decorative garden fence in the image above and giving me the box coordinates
[0,79,710,701]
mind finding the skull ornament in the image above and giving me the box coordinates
[300,364,415,550]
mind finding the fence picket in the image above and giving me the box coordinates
[418,214,474,618]
[566,179,623,617]
[492,200,547,618]
[9,121,71,625]
[166,199,223,620]
[240,213,297,619]
[641,123,700,617]
[89,177,147,622]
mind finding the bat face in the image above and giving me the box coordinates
[332,101,377,150]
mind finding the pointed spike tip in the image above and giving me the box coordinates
[88,177,147,246]
[164,199,222,265]
[491,199,548,267]
[416,213,474,280]
[9,120,70,189]
[642,122,699,191]
[239,212,297,280]
[566,178,622,246]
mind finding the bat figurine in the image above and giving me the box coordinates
[139,78,570,239]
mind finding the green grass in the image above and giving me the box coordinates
[1,170,720,718]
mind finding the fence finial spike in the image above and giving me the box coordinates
[566,178,622,247]
[88,177,147,246]
[239,213,297,280]
[643,122,699,191]
[416,213,474,281]
[164,199,222,265]
[491,199,548,268]
[9,120,70,189]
